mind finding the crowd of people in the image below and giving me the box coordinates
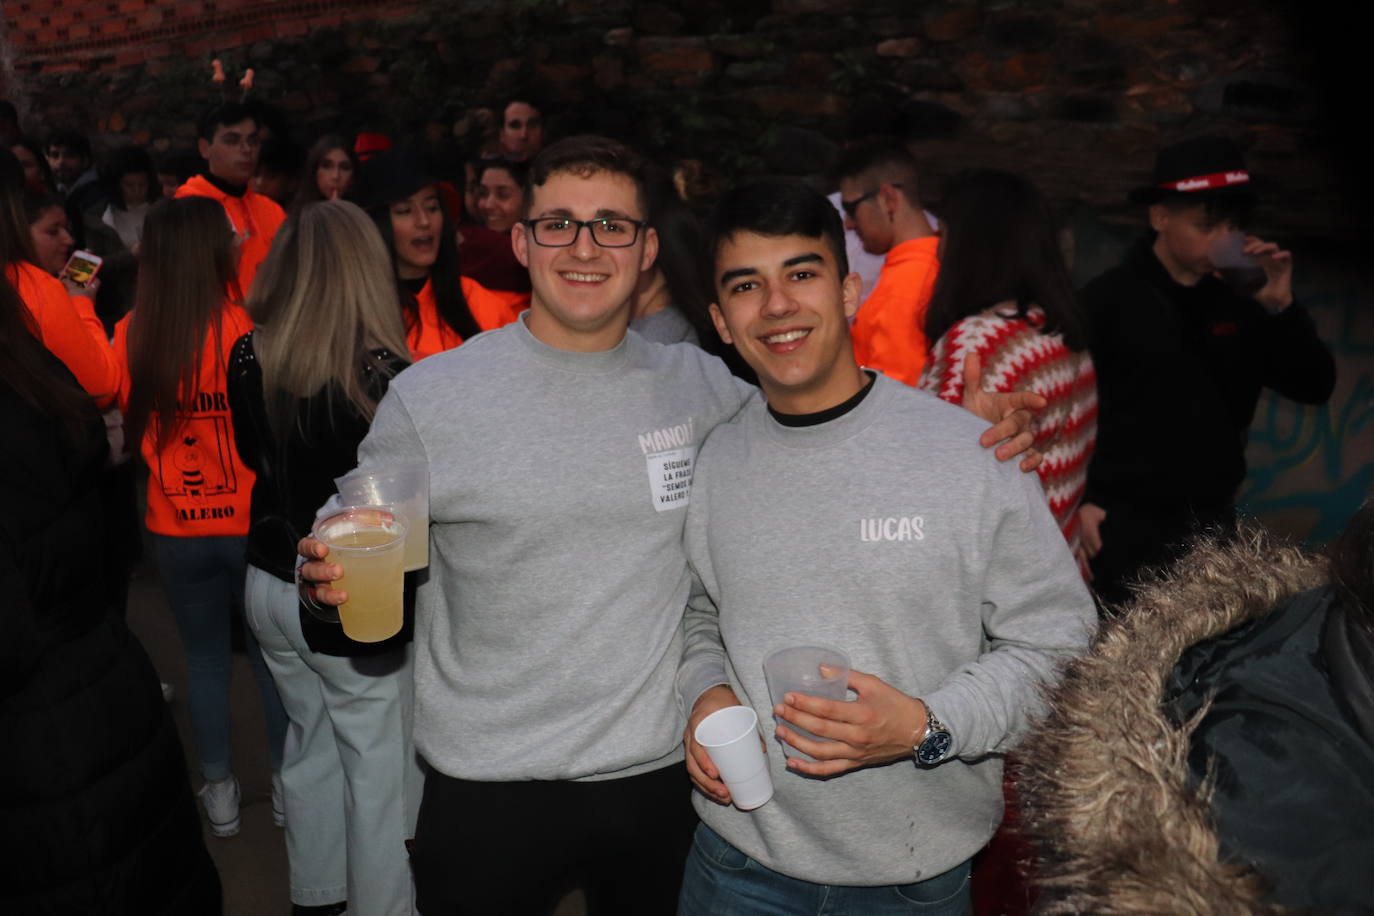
[1,83,1364,916]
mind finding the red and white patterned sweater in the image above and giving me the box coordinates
[919,306,1098,554]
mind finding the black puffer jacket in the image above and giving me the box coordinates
[0,353,221,915]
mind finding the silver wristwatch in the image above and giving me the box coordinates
[914,702,953,767]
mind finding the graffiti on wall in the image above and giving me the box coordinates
[1240,275,1374,545]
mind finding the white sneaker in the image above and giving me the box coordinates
[271,771,285,827]
[199,775,241,837]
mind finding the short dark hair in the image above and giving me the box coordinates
[22,188,65,224]
[0,101,18,123]
[1155,191,1254,230]
[45,129,91,160]
[705,177,848,278]
[476,158,529,189]
[500,95,543,120]
[198,103,259,143]
[524,135,649,219]
[100,145,160,209]
[833,139,920,207]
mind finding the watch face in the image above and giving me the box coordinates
[917,731,952,765]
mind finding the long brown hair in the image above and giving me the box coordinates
[124,197,237,452]
[0,149,96,440]
[0,149,38,267]
[246,199,408,437]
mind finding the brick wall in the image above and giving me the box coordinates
[0,0,1363,241]
[4,0,420,71]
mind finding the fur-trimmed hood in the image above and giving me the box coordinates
[1017,529,1330,915]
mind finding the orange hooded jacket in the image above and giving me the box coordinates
[8,260,119,406]
[113,302,255,537]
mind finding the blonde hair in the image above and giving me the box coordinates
[246,199,409,435]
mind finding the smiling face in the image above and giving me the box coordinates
[316,147,354,200]
[499,102,544,162]
[30,205,75,276]
[511,169,657,352]
[710,231,864,414]
[389,185,443,280]
[476,165,525,232]
[198,117,260,186]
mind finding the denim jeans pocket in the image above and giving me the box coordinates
[693,823,751,871]
[891,859,971,908]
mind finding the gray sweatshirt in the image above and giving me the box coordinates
[357,316,754,781]
[677,374,1096,885]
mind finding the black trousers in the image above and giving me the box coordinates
[412,763,697,916]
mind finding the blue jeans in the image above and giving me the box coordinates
[679,823,972,916]
[152,534,287,781]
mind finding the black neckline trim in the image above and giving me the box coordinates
[203,171,248,198]
[768,371,877,427]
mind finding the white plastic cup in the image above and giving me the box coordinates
[694,705,773,811]
[1208,230,1266,296]
[763,645,851,760]
[335,463,429,571]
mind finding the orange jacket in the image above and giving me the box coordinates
[175,175,286,300]
[113,303,255,537]
[8,260,119,406]
[407,276,529,361]
[850,235,941,386]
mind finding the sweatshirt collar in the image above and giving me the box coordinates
[761,370,892,449]
[511,310,635,375]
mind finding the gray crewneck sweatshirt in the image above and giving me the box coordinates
[354,316,753,781]
[677,373,1096,885]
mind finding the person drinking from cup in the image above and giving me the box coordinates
[677,178,1096,915]
[1076,135,1335,609]
[297,137,1049,915]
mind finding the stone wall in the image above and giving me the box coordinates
[3,0,1361,236]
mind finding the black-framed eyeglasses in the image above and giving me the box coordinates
[839,183,902,219]
[522,217,647,248]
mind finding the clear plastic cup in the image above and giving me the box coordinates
[763,645,851,760]
[335,463,429,571]
[313,507,407,643]
[694,705,773,811]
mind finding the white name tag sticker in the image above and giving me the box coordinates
[647,445,697,512]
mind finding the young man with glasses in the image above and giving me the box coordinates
[298,136,1043,914]
[175,103,285,298]
[835,139,940,385]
